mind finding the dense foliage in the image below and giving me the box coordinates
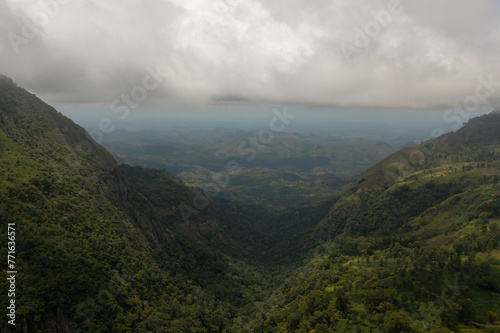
[0,75,499,332]
[259,113,500,332]
[0,75,267,332]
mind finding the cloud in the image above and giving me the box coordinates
[0,0,499,109]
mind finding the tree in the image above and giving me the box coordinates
[333,288,352,318]
[364,288,386,313]
[487,311,498,325]
[383,311,412,333]
[457,298,475,322]
[441,302,461,330]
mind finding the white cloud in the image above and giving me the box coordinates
[0,0,499,109]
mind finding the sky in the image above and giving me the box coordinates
[1,0,500,111]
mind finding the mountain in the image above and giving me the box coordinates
[257,111,500,332]
[0,75,268,332]
[1,74,499,332]
[315,111,500,238]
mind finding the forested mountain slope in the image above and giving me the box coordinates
[315,111,500,238]
[257,112,500,332]
[0,75,267,332]
[1,74,499,332]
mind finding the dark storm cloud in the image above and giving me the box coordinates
[1,0,499,109]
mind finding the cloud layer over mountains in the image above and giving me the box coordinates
[1,0,500,109]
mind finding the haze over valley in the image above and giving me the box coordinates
[1,0,500,332]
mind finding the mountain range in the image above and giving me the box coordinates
[0,75,499,332]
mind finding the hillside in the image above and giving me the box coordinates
[0,75,269,332]
[315,111,500,237]
[257,112,500,332]
[1,74,500,332]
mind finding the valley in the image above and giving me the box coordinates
[0,76,499,332]
[101,127,399,264]
[2,0,500,331]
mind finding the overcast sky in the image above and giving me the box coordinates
[1,0,500,110]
